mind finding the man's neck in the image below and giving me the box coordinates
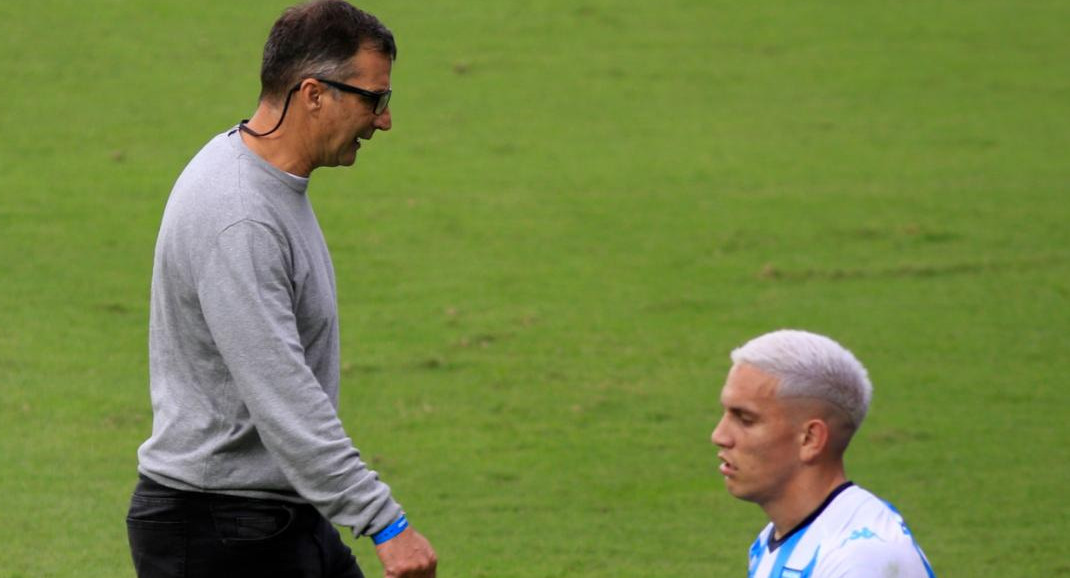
[764,468,847,540]
[240,104,315,177]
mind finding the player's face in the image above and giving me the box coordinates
[711,363,803,505]
[316,46,393,169]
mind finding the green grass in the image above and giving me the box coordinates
[1,0,1068,576]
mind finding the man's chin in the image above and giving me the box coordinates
[331,152,358,168]
[723,479,754,501]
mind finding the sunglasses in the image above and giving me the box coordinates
[313,78,392,115]
[239,77,392,138]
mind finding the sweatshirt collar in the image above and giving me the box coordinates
[226,126,310,194]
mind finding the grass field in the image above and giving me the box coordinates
[1,1,1068,576]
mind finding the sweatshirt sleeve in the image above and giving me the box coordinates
[196,218,402,537]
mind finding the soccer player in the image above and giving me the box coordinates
[711,330,935,577]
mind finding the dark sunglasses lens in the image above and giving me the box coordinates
[375,91,391,115]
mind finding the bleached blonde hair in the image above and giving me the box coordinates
[731,329,873,431]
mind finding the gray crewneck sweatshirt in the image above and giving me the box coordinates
[138,127,402,537]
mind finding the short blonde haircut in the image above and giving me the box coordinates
[731,329,873,431]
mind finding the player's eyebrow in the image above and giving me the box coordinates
[726,405,759,421]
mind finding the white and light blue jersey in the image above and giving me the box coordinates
[746,483,934,578]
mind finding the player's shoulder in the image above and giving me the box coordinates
[825,485,904,525]
[815,486,932,577]
[820,486,909,539]
[819,534,930,577]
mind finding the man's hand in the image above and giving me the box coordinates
[375,527,437,578]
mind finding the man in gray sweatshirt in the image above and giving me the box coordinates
[127,2,437,577]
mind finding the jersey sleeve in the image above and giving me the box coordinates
[197,219,402,536]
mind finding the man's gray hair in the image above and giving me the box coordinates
[731,329,873,429]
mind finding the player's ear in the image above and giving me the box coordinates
[799,418,829,463]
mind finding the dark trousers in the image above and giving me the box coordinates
[126,475,364,578]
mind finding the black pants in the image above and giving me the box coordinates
[126,475,364,578]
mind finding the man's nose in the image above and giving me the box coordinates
[374,108,392,131]
[711,416,731,447]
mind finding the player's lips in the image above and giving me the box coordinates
[718,453,735,476]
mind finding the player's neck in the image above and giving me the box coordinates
[765,468,847,540]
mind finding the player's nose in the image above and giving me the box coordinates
[711,416,731,447]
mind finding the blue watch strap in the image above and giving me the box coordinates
[372,514,409,545]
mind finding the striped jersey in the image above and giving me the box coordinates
[747,483,934,578]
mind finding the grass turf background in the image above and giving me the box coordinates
[0,0,1067,576]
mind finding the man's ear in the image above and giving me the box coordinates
[298,79,324,110]
[799,418,829,463]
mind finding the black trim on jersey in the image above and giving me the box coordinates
[768,481,854,553]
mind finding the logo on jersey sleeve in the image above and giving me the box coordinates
[838,526,885,548]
